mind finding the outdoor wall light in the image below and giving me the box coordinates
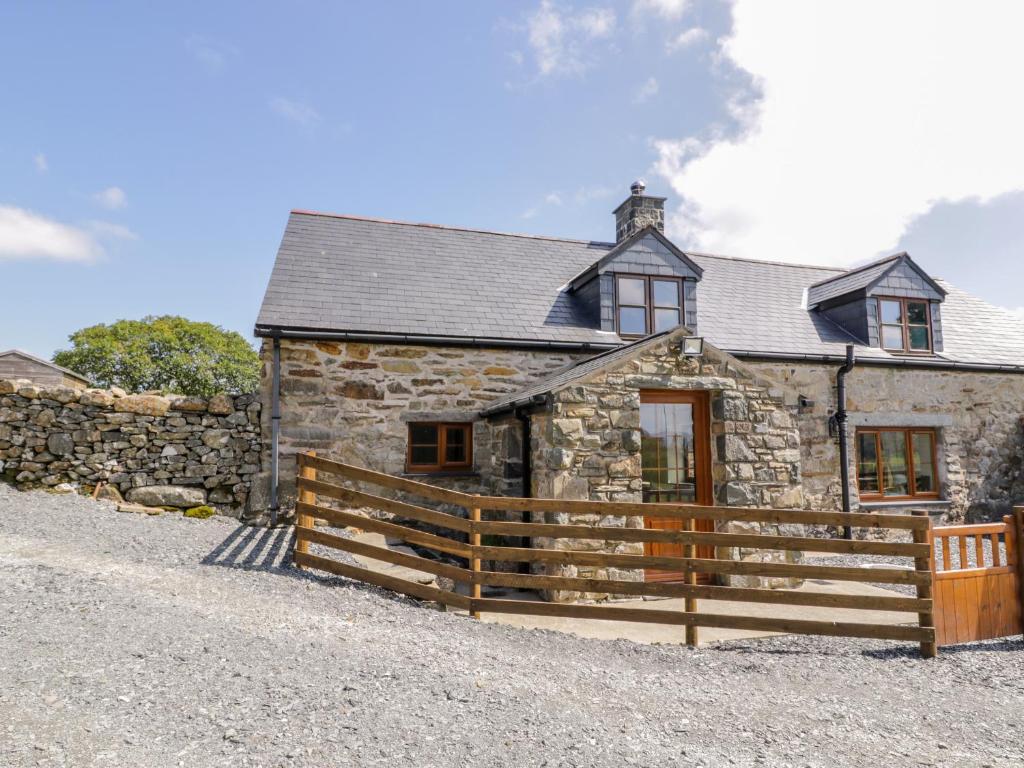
[681,336,704,356]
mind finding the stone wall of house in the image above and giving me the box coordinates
[0,378,261,516]
[747,362,1024,522]
[502,355,1024,531]
[526,337,805,601]
[259,339,588,510]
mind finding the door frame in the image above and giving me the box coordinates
[639,389,715,583]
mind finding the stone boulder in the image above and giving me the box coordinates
[207,393,234,415]
[168,395,208,412]
[114,394,171,417]
[80,389,115,407]
[41,386,80,404]
[126,485,207,508]
[46,433,74,456]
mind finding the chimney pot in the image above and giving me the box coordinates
[631,179,646,195]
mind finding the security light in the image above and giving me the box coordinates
[681,336,704,356]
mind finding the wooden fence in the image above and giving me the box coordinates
[292,452,941,657]
[932,510,1024,647]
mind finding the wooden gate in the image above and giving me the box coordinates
[933,509,1024,647]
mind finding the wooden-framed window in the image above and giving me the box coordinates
[877,297,932,353]
[856,428,939,500]
[406,422,473,473]
[615,275,683,337]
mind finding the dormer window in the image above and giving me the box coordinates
[615,275,682,337]
[879,298,932,353]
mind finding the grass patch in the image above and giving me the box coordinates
[183,505,217,519]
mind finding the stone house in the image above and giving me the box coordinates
[254,183,1024,593]
[0,349,90,390]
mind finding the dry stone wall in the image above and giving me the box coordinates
[0,378,261,516]
[527,337,805,601]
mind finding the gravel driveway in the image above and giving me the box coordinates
[2,485,1022,768]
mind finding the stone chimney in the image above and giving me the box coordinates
[613,180,666,243]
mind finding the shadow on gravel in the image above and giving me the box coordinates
[201,524,299,575]
[925,638,1024,655]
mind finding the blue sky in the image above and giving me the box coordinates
[2,1,1022,357]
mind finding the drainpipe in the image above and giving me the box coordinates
[269,336,281,524]
[514,408,532,502]
[514,407,532,574]
[835,344,856,540]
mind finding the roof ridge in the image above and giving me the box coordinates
[685,250,848,273]
[290,210,616,248]
[807,252,905,289]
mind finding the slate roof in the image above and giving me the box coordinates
[256,211,615,347]
[256,210,1024,369]
[806,252,946,307]
[479,329,680,416]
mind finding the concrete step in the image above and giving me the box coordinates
[349,532,438,586]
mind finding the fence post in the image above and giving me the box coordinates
[911,509,937,658]
[469,497,481,619]
[684,517,698,647]
[1013,508,1024,624]
[295,450,315,568]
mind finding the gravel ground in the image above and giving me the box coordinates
[2,486,1023,768]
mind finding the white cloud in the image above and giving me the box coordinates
[634,76,659,103]
[632,0,689,20]
[667,27,708,52]
[185,35,237,71]
[87,220,139,241]
[33,153,48,173]
[544,191,564,205]
[574,184,614,203]
[270,97,321,127]
[575,7,615,37]
[527,1,616,77]
[93,186,127,210]
[652,1,1024,265]
[0,206,102,263]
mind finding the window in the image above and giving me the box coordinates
[878,297,932,353]
[856,428,938,499]
[615,275,683,337]
[406,422,473,472]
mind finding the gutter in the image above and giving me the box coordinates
[253,325,619,353]
[256,325,1024,374]
[728,350,1024,374]
[480,393,550,419]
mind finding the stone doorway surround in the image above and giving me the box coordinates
[487,327,809,600]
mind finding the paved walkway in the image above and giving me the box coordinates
[470,579,916,645]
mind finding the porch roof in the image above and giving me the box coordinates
[479,328,683,416]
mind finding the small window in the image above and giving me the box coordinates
[856,428,939,500]
[615,275,683,337]
[406,422,473,472]
[878,298,932,353]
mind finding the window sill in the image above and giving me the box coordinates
[402,471,480,479]
[858,499,949,509]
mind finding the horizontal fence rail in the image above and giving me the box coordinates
[293,452,940,657]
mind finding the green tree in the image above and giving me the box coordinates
[53,316,260,397]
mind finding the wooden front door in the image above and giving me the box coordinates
[640,390,714,583]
